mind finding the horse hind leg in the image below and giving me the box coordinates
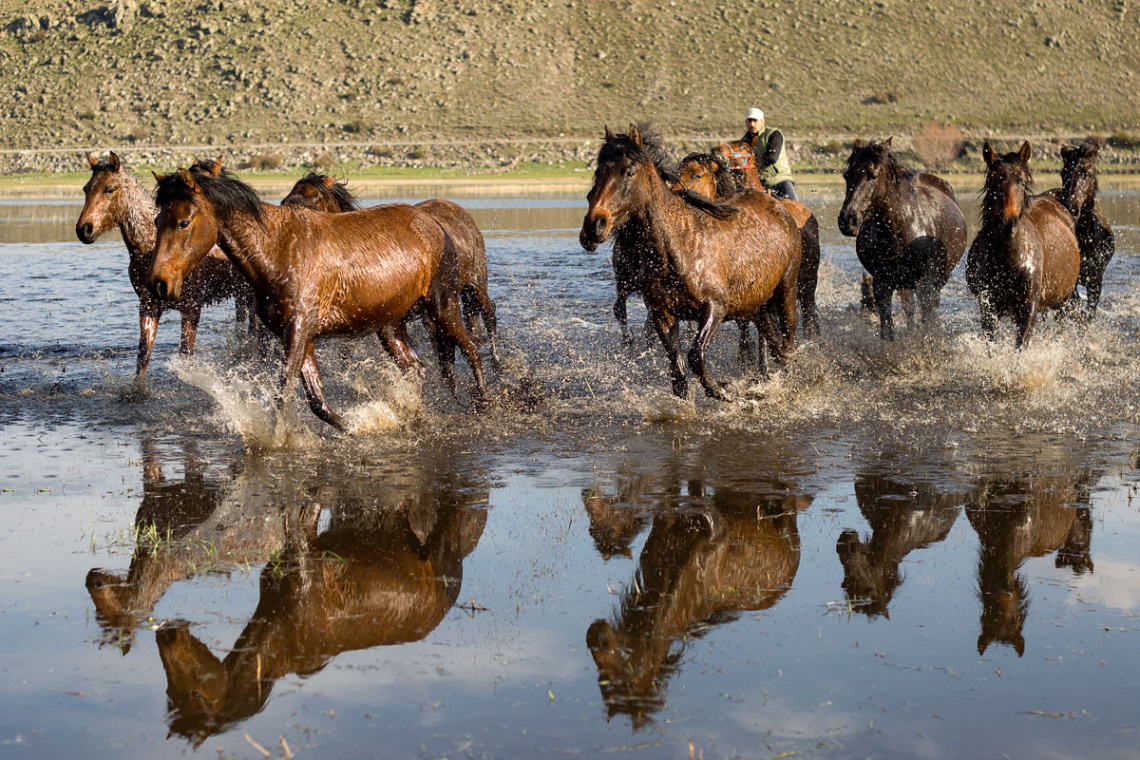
[429,299,487,410]
[378,322,426,383]
[465,284,501,367]
[687,302,731,401]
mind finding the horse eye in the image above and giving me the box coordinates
[178,220,190,230]
[625,168,637,178]
[104,187,116,195]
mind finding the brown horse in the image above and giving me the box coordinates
[580,125,801,400]
[75,152,256,388]
[966,142,1080,347]
[837,138,967,340]
[679,149,821,338]
[282,173,501,364]
[586,477,809,726]
[1045,141,1115,317]
[156,484,487,744]
[148,169,486,430]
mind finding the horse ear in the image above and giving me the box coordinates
[86,152,98,169]
[108,152,121,172]
[178,167,199,191]
[629,123,643,147]
[1019,141,1032,164]
[853,139,867,150]
[882,136,893,151]
[151,171,165,183]
[604,125,615,141]
[982,141,995,167]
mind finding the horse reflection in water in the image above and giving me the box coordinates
[154,466,488,745]
[966,460,1095,656]
[86,438,285,653]
[836,472,962,617]
[585,474,810,726]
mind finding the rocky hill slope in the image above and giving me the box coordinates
[3,0,1139,171]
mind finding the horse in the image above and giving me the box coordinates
[836,138,967,340]
[1045,141,1115,317]
[75,152,256,389]
[281,172,500,364]
[580,125,802,400]
[148,168,486,430]
[679,148,821,337]
[966,142,1081,347]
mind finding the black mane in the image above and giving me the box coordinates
[682,151,742,198]
[155,171,265,226]
[285,172,361,212]
[846,140,910,185]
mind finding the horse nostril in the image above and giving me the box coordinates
[593,218,607,239]
[77,223,94,242]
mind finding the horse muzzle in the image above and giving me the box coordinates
[150,275,181,302]
[579,216,610,252]
[75,222,97,245]
[837,209,859,237]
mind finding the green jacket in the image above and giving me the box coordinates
[754,126,794,187]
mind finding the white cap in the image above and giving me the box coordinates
[745,107,764,121]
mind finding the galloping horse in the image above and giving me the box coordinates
[148,169,486,430]
[837,138,968,340]
[679,149,821,337]
[580,125,801,400]
[75,152,255,388]
[1046,141,1115,317]
[281,173,500,363]
[966,142,1080,347]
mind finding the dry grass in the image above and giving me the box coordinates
[913,123,965,170]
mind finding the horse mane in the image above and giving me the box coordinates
[847,140,911,185]
[289,172,361,212]
[155,171,265,226]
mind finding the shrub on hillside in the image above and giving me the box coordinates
[1107,131,1140,150]
[913,122,964,170]
[246,153,283,171]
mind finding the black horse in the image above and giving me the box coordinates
[1047,141,1115,317]
[838,138,968,340]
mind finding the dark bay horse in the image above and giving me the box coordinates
[75,152,255,388]
[966,142,1080,347]
[148,169,486,430]
[1046,141,1115,317]
[838,138,968,340]
[678,149,821,337]
[580,125,801,400]
[282,172,500,363]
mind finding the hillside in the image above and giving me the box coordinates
[3,0,1140,172]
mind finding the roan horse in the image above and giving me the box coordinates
[148,169,486,430]
[580,125,801,400]
[837,138,968,340]
[678,149,821,337]
[966,142,1080,347]
[75,152,255,388]
[1046,141,1115,317]
[280,172,500,364]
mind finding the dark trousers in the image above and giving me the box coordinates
[767,180,798,201]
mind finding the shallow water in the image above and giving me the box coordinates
[1,185,1139,759]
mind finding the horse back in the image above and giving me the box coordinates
[415,199,488,290]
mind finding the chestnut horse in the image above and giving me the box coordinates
[580,125,801,400]
[679,149,821,337]
[148,169,486,430]
[75,152,255,388]
[281,173,500,364]
[1046,141,1115,317]
[966,142,1080,347]
[837,138,967,340]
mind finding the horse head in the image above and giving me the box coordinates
[77,151,128,243]
[838,137,893,236]
[676,151,737,200]
[580,123,670,251]
[282,173,360,213]
[981,141,1034,234]
[1058,141,1101,216]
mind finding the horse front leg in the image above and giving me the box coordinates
[688,302,730,401]
[873,275,896,340]
[649,307,686,398]
[427,294,487,411]
[1015,301,1038,349]
[179,306,202,356]
[736,321,757,370]
[298,342,347,431]
[136,303,162,386]
[613,286,632,347]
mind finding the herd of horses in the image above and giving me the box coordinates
[76,127,1115,429]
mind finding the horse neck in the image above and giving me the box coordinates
[119,177,157,259]
[637,172,699,272]
[872,168,917,239]
[215,203,288,288]
[1061,174,1097,219]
